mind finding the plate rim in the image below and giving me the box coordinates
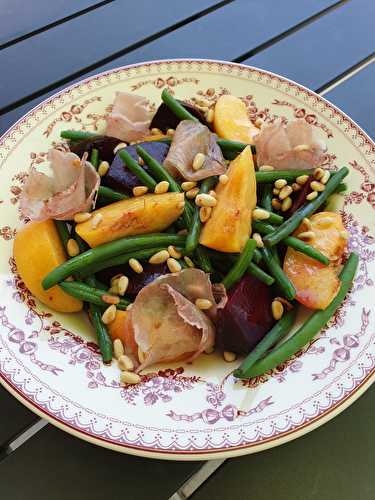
[1,57,374,460]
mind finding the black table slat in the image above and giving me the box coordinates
[0,0,227,112]
[324,61,375,139]
[0,386,38,447]
[0,424,202,500]
[0,0,109,47]
[246,0,375,92]
[193,385,375,500]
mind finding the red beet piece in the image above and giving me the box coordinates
[70,135,119,164]
[150,101,211,132]
[216,274,275,354]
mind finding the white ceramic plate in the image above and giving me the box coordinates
[0,59,374,460]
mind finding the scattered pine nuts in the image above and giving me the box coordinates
[120,371,141,385]
[310,180,325,192]
[113,142,127,154]
[184,256,194,268]
[154,181,170,194]
[314,167,325,180]
[101,294,120,305]
[101,304,117,324]
[204,345,215,355]
[118,354,134,372]
[294,144,310,152]
[195,193,217,207]
[117,276,129,296]
[91,213,103,229]
[272,300,284,320]
[292,182,302,192]
[272,198,282,210]
[151,127,162,135]
[98,161,110,177]
[186,187,200,199]
[274,179,287,189]
[192,153,206,171]
[181,181,197,191]
[133,186,148,197]
[168,245,182,259]
[306,191,318,201]
[74,212,92,223]
[252,208,270,221]
[273,188,280,195]
[206,108,215,123]
[223,351,237,362]
[219,174,229,185]
[253,233,264,248]
[321,171,331,184]
[167,257,182,273]
[195,298,213,310]
[279,185,293,200]
[129,258,143,273]
[258,165,274,171]
[298,231,316,241]
[303,217,312,229]
[166,128,175,137]
[281,196,292,212]
[67,238,80,257]
[113,338,125,360]
[296,175,309,185]
[199,206,212,223]
[149,250,170,264]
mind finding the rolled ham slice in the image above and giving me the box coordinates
[105,91,152,142]
[254,119,327,170]
[20,149,99,221]
[163,120,226,181]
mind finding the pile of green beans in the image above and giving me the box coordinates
[222,239,256,289]
[260,247,296,301]
[59,281,130,309]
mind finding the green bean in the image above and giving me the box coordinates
[222,239,257,289]
[195,245,214,273]
[209,251,274,286]
[234,309,297,378]
[60,130,99,141]
[263,167,349,247]
[161,89,199,123]
[247,262,275,286]
[97,186,128,203]
[253,248,262,264]
[185,176,218,254]
[216,139,256,157]
[119,150,157,190]
[54,220,70,249]
[260,247,296,300]
[335,182,347,194]
[260,185,273,212]
[89,303,113,363]
[239,253,359,378]
[59,281,129,309]
[90,148,99,169]
[252,221,329,265]
[255,169,312,184]
[42,234,186,289]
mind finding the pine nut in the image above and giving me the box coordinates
[258,165,274,171]
[292,182,302,191]
[303,217,312,229]
[306,191,318,201]
[298,231,316,241]
[184,256,194,268]
[129,258,143,273]
[192,153,206,171]
[151,127,162,135]
[108,283,119,295]
[195,298,213,310]
[120,371,141,385]
[117,276,129,296]
[273,188,280,195]
[294,144,310,152]
[195,193,217,207]
[281,196,292,212]
[154,181,169,194]
[274,179,287,189]
[186,187,199,199]
[296,175,309,185]
[313,167,325,180]
[208,190,217,198]
[204,345,215,355]
[67,238,80,257]
[310,181,325,192]
[252,208,270,220]
[321,171,331,184]
[223,351,237,362]
[167,258,182,273]
[98,161,110,176]
[118,354,134,372]
[219,174,229,185]
[113,338,124,359]
[74,212,92,223]
[91,213,103,229]
[101,294,120,305]
[255,117,264,128]
[149,250,169,264]
[138,157,145,166]
[166,128,175,137]
[113,142,127,154]
[101,304,117,324]
[279,185,293,200]
[168,245,182,259]
[181,181,197,191]
[199,206,212,223]
[253,233,264,248]
[206,109,215,123]
[272,300,284,320]
[316,217,335,229]
[272,198,281,210]
[111,273,123,284]
[133,186,148,197]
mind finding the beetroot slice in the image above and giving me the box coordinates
[150,101,211,132]
[215,274,275,354]
[70,135,120,164]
